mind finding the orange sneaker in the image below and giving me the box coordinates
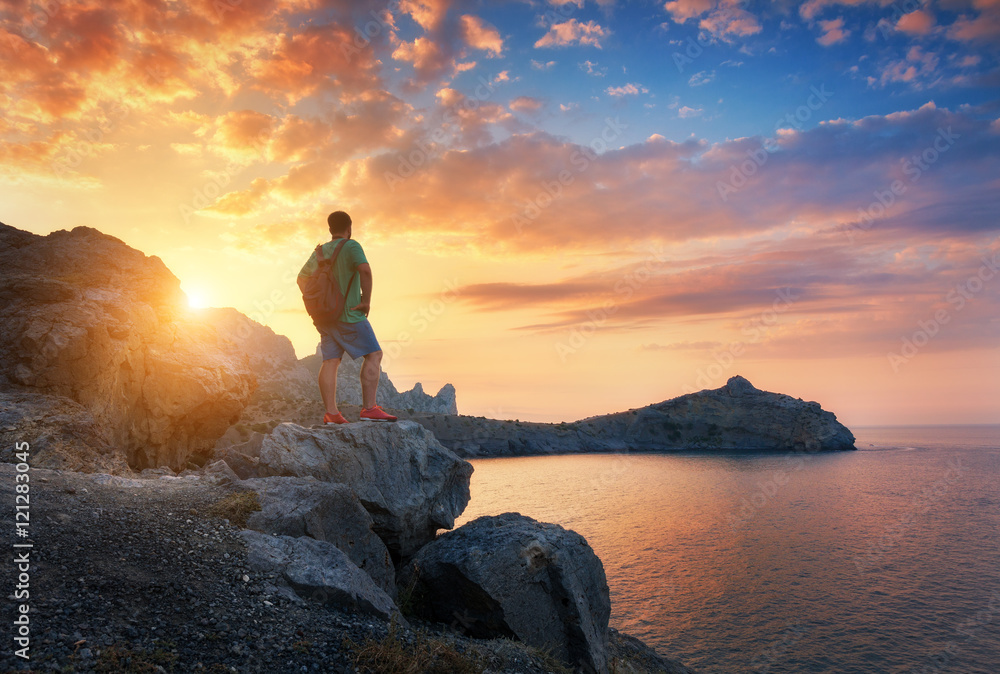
[359,405,397,422]
[323,412,348,425]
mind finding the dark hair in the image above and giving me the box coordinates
[327,211,352,236]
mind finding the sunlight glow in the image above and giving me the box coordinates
[185,288,210,310]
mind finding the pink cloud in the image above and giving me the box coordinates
[896,9,935,35]
[798,0,867,22]
[817,17,850,46]
[663,0,713,22]
[535,19,608,48]
[664,0,762,39]
[947,7,1000,42]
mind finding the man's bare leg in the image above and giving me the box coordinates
[319,357,341,415]
[360,350,383,409]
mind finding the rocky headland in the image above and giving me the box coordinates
[408,375,856,458]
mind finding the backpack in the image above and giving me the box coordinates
[300,239,357,330]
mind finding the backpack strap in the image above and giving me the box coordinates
[316,239,349,266]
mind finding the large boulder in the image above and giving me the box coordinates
[401,512,611,674]
[0,388,124,473]
[239,476,395,596]
[240,530,402,623]
[252,421,473,558]
[0,223,257,471]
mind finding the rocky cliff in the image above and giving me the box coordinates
[0,223,256,471]
[200,421,690,673]
[410,376,856,457]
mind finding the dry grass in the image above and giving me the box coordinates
[206,490,261,527]
[95,643,178,673]
[345,620,486,674]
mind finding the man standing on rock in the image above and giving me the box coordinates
[297,211,397,424]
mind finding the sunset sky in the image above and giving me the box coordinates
[2,0,998,426]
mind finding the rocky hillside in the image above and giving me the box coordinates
[0,459,689,673]
[0,223,256,472]
[0,222,457,470]
[410,376,856,457]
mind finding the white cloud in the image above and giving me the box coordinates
[606,83,650,97]
[688,70,716,86]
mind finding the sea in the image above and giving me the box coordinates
[454,425,1000,674]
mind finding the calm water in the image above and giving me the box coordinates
[454,426,1000,673]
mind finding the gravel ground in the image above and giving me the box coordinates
[0,463,691,674]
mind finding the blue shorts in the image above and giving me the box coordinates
[319,318,382,361]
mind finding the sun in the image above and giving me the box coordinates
[184,288,210,309]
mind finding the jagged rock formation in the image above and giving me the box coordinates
[300,351,458,414]
[411,376,856,457]
[0,223,256,471]
[401,512,612,674]
[223,421,474,559]
[212,319,457,447]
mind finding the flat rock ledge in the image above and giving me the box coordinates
[217,420,474,559]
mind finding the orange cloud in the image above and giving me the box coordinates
[460,14,503,56]
[252,24,382,102]
[213,110,275,161]
[206,177,272,216]
[398,0,451,32]
[510,96,544,113]
[393,36,451,81]
[269,116,332,163]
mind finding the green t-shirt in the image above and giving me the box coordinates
[298,238,368,323]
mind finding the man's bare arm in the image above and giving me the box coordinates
[352,263,373,316]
